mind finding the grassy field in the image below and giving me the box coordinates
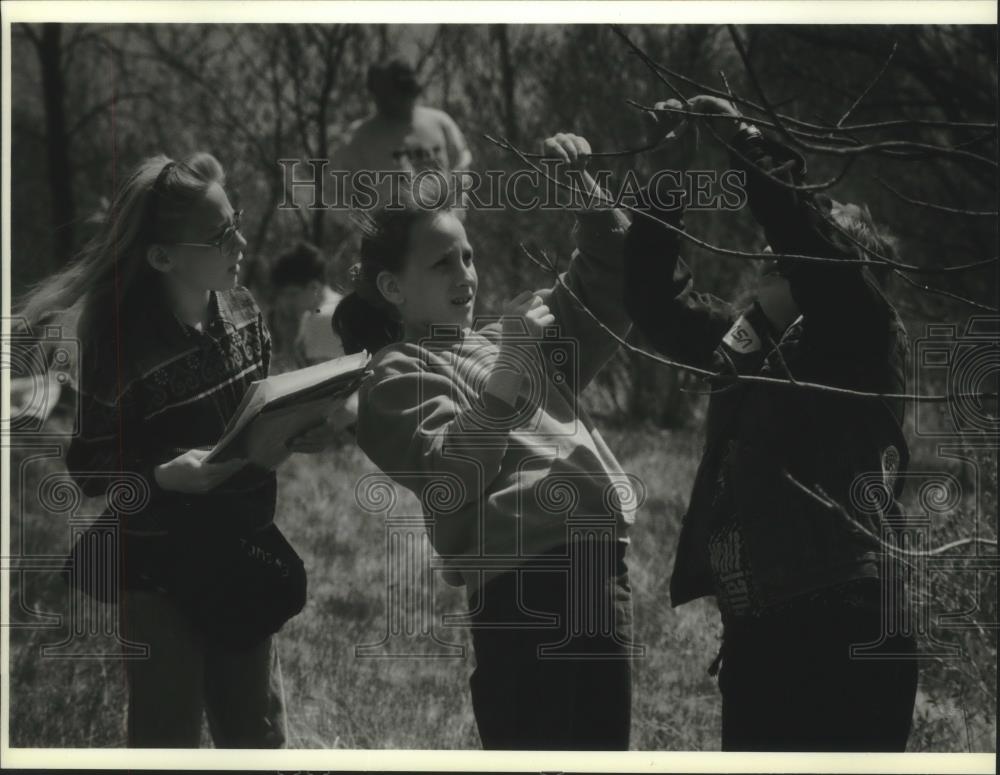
[7,409,997,750]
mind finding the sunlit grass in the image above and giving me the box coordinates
[7,415,996,750]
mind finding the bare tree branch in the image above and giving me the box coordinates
[516,242,997,404]
[890,269,998,314]
[836,41,898,128]
[782,468,998,559]
[618,26,996,139]
[727,26,997,169]
[486,133,999,277]
[876,176,1000,217]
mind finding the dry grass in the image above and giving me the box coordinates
[7,411,996,750]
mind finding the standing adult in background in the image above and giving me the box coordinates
[333,57,472,213]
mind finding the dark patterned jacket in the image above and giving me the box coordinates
[66,285,275,589]
[624,127,910,611]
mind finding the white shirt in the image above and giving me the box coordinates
[295,287,346,365]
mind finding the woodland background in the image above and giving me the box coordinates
[7,23,998,749]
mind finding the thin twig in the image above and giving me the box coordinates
[720,70,736,102]
[487,133,999,277]
[875,176,1000,217]
[617,35,997,274]
[610,26,996,138]
[625,98,859,191]
[516,241,997,404]
[836,42,898,128]
[891,269,998,314]
[782,469,999,558]
[727,26,997,168]
[632,100,998,150]
[495,131,679,161]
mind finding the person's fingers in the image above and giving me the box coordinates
[535,314,556,329]
[560,132,582,162]
[542,137,569,164]
[556,133,577,163]
[511,296,542,315]
[506,289,535,308]
[573,135,592,159]
[657,98,685,112]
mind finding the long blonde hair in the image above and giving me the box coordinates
[16,152,226,386]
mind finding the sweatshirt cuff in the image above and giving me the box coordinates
[574,206,631,244]
[141,462,165,501]
[745,300,782,342]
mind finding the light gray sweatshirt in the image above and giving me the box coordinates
[357,207,637,593]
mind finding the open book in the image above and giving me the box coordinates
[205,350,371,467]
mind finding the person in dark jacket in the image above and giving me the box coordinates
[624,96,918,752]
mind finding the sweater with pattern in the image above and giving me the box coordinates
[66,286,276,575]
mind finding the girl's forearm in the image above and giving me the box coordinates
[577,170,613,208]
[484,344,527,407]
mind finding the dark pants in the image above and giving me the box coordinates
[467,542,634,750]
[718,602,918,752]
[121,590,287,748]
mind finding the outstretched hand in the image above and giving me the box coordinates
[541,132,609,204]
[154,448,246,494]
[500,290,556,340]
[645,99,699,170]
[686,95,741,119]
[541,132,592,170]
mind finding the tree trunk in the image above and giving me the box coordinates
[37,24,76,271]
[492,25,518,144]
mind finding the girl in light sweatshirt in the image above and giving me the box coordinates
[334,133,637,750]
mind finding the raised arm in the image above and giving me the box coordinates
[624,185,741,370]
[529,133,633,394]
[685,96,892,349]
[357,345,524,511]
[622,107,740,369]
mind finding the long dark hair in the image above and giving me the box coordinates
[333,178,454,355]
[16,152,225,388]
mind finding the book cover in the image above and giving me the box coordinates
[205,350,371,466]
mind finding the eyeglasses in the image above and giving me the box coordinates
[168,210,244,256]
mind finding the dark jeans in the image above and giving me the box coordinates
[121,590,287,748]
[467,541,634,750]
[718,601,918,751]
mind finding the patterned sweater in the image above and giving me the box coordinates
[66,286,276,560]
[357,208,636,594]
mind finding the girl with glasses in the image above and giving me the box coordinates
[17,153,327,747]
